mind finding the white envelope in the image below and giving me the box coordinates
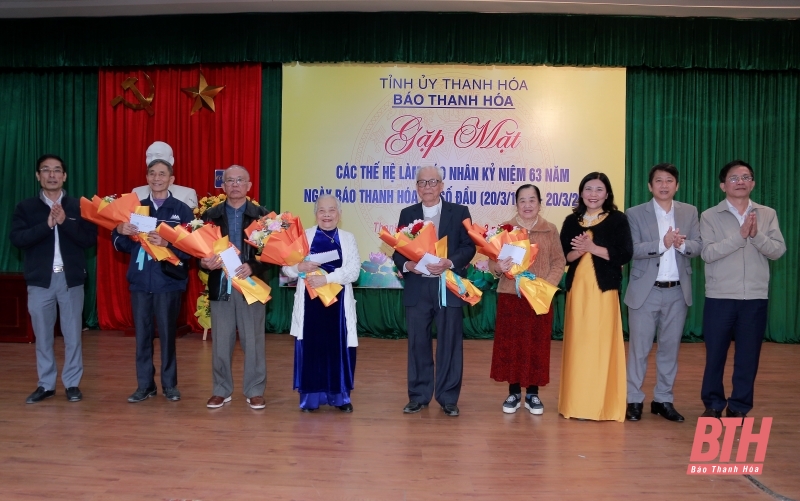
[308,249,339,265]
[498,243,526,265]
[414,253,441,275]
[129,213,158,233]
[219,246,243,278]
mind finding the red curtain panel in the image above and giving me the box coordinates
[96,64,262,330]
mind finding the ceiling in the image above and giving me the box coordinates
[1,0,799,19]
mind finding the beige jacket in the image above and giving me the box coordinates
[488,216,566,294]
[700,200,786,300]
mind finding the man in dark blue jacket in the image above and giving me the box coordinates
[113,157,193,403]
[10,154,97,404]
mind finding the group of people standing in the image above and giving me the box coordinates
[486,162,784,423]
[11,152,785,423]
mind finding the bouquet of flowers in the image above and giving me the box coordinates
[244,211,309,266]
[79,192,141,231]
[380,220,482,306]
[301,269,343,307]
[503,238,559,314]
[378,219,437,262]
[462,220,529,265]
[80,192,180,264]
[157,220,221,259]
[157,221,271,305]
[433,235,483,306]
[463,220,557,314]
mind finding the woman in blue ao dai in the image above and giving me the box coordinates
[283,194,361,412]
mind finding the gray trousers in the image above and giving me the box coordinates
[27,272,84,390]
[209,289,266,398]
[626,285,687,404]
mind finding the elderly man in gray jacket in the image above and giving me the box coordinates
[699,160,785,420]
[624,163,701,423]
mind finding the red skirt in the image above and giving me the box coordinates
[490,292,553,387]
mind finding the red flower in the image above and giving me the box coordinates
[183,223,193,232]
[500,224,515,233]
[397,225,406,233]
[411,222,424,235]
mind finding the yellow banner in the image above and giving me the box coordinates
[281,63,626,287]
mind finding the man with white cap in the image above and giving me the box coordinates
[133,141,198,209]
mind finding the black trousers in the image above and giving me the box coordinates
[701,297,768,414]
[406,278,464,406]
[131,290,183,390]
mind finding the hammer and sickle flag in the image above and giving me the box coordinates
[110,73,155,116]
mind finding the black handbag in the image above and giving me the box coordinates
[161,260,189,281]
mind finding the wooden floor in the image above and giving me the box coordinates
[0,333,798,501]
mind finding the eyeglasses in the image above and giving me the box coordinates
[147,171,170,179]
[39,167,64,175]
[416,179,441,188]
[224,177,248,185]
[727,175,754,183]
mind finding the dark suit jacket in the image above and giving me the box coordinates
[392,198,476,307]
[623,199,701,309]
[10,191,97,289]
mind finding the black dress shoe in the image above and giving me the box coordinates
[338,403,353,413]
[701,408,722,418]
[26,386,55,404]
[651,401,685,422]
[441,404,460,417]
[403,401,428,414]
[725,407,747,421]
[626,402,643,421]
[301,407,317,413]
[65,387,82,402]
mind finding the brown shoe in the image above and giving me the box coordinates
[247,396,266,409]
[207,395,232,408]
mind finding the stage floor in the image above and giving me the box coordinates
[1,333,798,500]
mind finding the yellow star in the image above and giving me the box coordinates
[181,71,224,115]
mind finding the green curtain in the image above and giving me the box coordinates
[260,63,293,334]
[0,69,99,326]
[1,13,799,70]
[625,68,800,342]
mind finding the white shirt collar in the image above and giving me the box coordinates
[40,190,64,207]
[652,198,674,216]
[725,198,751,216]
[422,198,442,218]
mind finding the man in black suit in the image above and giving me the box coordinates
[392,166,476,417]
[10,154,97,404]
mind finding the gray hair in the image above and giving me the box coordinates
[147,160,173,176]
[314,193,342,213]
[415,165,442,182]
[224,164,250,181]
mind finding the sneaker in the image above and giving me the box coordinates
[127,387,157,403]
[503,393,522,414]
[163,387,181,401]
[525,394,544,415]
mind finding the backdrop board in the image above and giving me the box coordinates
[281,63,626,287]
